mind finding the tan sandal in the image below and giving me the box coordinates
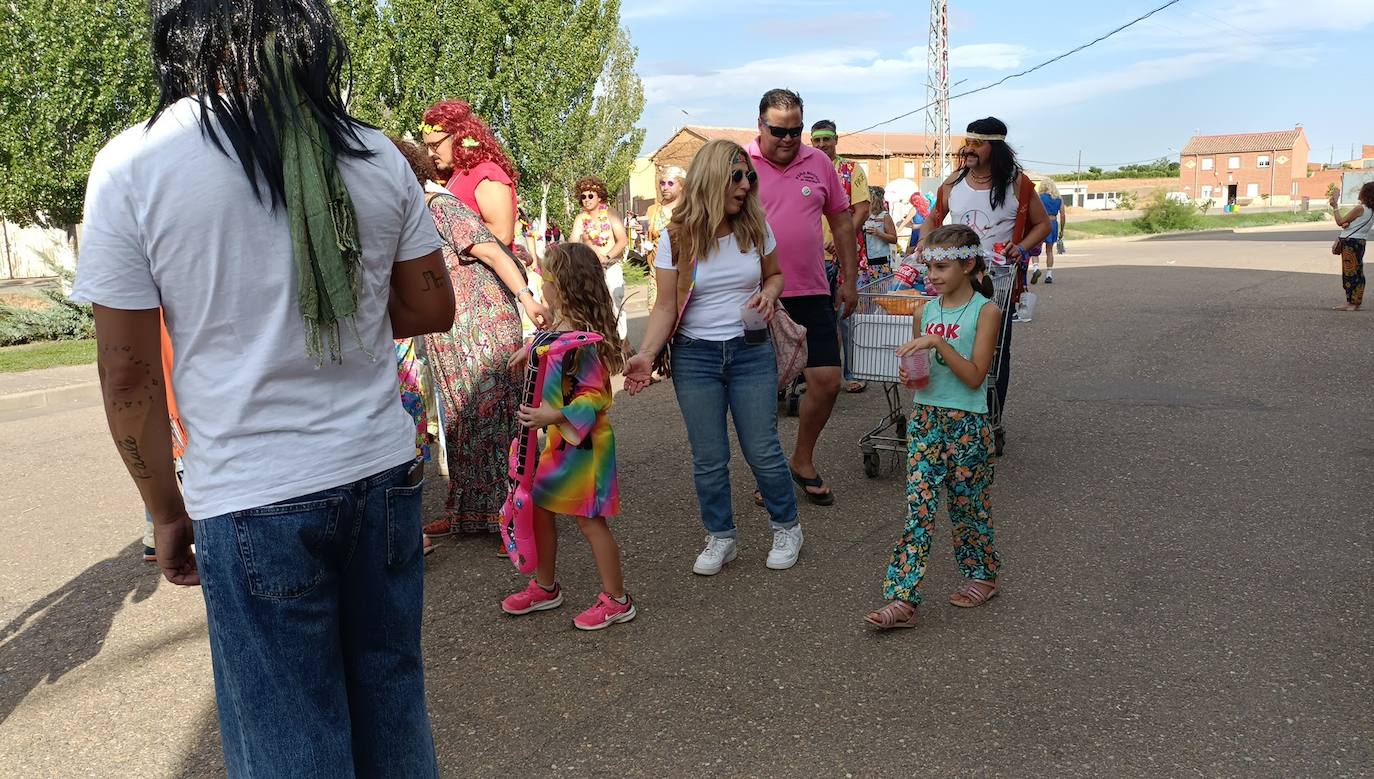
[949,579,999,608]
[864,600,919,629]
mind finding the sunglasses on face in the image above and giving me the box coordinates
[764,123,804,139]
[660,180,677,187]
[424,134,451,153]
[580,193,598,201]
[730,169,758,185]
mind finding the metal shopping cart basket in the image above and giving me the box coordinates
[845,275,934,478]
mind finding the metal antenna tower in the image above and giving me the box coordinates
[924,0,950,184]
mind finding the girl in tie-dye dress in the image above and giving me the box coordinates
[500,243,635,632]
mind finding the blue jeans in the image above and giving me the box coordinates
[671,335,799,538]
[194,460,437,779]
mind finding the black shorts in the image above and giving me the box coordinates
[781,294,841,369]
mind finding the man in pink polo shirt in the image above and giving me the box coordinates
[748,88,858,506]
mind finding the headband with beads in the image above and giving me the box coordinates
[922,245,983,262]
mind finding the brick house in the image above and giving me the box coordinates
[1179,127,1310,206]
[650,125,964,192]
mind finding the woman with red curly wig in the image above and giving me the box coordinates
[421,100,519,249]
[570,176,629,339]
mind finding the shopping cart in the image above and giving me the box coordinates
[847,265,1017,478]
[845,275,934,478]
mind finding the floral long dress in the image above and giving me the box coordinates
[422,194,524,535]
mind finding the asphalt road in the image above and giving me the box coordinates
[0,229,1369,778]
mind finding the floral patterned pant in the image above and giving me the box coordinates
[884,405,1000,604]
[1340,238,1366,306]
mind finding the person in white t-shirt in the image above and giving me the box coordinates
[71,2,451,776]
[624,139,803,576]
[921,116,1051,455]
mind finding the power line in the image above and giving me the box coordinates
[844,0,1187,137]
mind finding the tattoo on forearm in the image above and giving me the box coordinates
[118,436,153,480]
[101,347,161,412]
[421,270,446,291]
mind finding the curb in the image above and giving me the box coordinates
[0,380,101,414]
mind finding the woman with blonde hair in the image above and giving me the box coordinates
[1034,177,1066,284]
[644,165,687,308]
[623,140,803,576]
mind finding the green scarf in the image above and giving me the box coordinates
[268,55,365,365]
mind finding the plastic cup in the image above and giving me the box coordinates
[898,348,930,390]
[741,304,768,344]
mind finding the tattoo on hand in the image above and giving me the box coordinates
[421,270,446,291]
[118,436,152,480]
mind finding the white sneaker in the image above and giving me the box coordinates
[766,525,804,570]
[693,535,737,576]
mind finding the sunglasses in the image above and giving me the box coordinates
[764,123,804,139]
[580,192,599,201]
[423,134,451,153]
[730,170,758,185]
[660,180,678,187]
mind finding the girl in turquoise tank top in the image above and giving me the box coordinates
[865,225,1003,629]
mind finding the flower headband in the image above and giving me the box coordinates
[922,245,983,262]
[417,123,481,149]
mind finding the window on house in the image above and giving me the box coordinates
[921,162,932,178]
[1201,158,1214,171]
[1228,156,1241,169]
[1202,185,1214,199]
[1246,183,1260,198]
[1257,155,1271,168]
[904,161,916,178]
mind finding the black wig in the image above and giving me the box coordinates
[147,0,372,207]
[956,117,1021,211]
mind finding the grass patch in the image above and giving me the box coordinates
[1065,209,1329,240]
[0,338,97,373]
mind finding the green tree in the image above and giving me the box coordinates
[348,0,644,222]
[0,0,156,228]
[331,0,399,128]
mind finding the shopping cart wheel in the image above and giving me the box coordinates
[862,451,880,479]
[993,428,1006,456]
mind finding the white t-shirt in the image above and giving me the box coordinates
[1339,206,1374,239]
[655,223,776,341]
[947,178,1019,256]
[72,98,443,519]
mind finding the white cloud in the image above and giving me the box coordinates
[951,43,1034,70]
[642,47,922,106]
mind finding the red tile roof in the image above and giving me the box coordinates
[1181,128,1306,155]
[653,125,963,162]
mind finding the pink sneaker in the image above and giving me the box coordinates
[573,592,637,631]
[501,580,563,615]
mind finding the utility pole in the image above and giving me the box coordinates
[924,0,949,187]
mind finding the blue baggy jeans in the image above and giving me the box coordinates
[193,460,437,779]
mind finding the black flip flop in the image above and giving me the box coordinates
[791,469,835,506]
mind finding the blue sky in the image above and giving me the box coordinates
[624,0,1374,172]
